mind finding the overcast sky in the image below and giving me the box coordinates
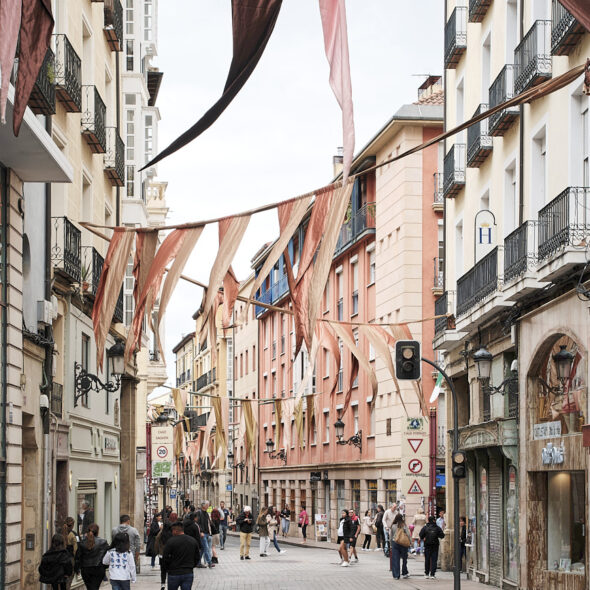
[154,1,443,379]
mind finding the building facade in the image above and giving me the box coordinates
[438,1,589,588]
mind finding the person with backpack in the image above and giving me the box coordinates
[39,534,74,590]
[74,523,109,590]
[374,505,385,551]
[155,512,178,590]
[390,514,411,580]
[61,517,78,589]
[419,515,445,579]
[102,532,137,589]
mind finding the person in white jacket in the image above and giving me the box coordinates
[382,503,398,553]
[103,532,137,588]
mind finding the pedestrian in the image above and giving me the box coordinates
[112,515,141,571]
[210,508,221,563]
[411,508,426,555]
[78,501,94,538]
[162,522,200,590]
[39,533,74,590]
[61,517,78,590]
[147,513,163,568]
[182,512,203,568]
[382,503,397,556]
[219,501,229,549]
[280,504,291,537]
[102,532,136,589]
[360,510,374,550]
[390,513,411,580]
[436,509,446,531]
[165,505,173,519]
[338,510,354,567]
[74,523,108,590]
[236,505,254,559]
[256,506,270,557]
[196,501,214,568]
[460,516,467,572]
[348,509,361,562]
[419,515,445,579]
[298,505,309,544]
[155,512,178,590]
[266,506,287,554]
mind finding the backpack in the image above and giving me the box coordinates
[38,554,64,584]
[424,525,440,546]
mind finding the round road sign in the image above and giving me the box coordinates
[408,459,423,474]
[156,446,168,459]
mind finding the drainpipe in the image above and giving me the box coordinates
[115,43,121,226]
[443,0,448,293]
[518,0,525,225]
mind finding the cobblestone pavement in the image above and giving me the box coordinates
[134,536,483,590]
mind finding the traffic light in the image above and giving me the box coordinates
[452,450,467,478]
[395,340,421,380]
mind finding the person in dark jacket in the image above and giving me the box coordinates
[146,512,162,568]
[162,522,200,590]
[419,516,445,579]
[74,523,109,590]
[236,506,254,559]
[39,534,74,590]
[338,510,355,567]
[195,502,213,568]
[155,513,179,589]
[460,516,467,572]
[182,512,203,567]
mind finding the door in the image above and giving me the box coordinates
[104,483,112,541]
[488,457,503,586]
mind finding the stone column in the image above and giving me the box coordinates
[378,477,386,508]
[119,374,138,522]
[360,479,369,515]
[330,482,338,540]
[344,479,351,511]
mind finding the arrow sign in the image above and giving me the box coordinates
[408,480,423,494]
[408,459,423,474]
[408,439,423,453]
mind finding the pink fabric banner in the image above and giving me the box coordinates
[319,0,355,181]
[0,0,21,124]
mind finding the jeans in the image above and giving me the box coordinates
[281,518,290,535]
[376,524,385,549]
[383,528,390,555]
[259,535,270,555]
[424,545,439,576]
[110,581,131,590]
[272,531,282,552]
[201,534,212,565]
[219,524,228,548]
[390,541,409,579]
[301,524,307,539]
[413,538,424,554]
[167,573,194,590]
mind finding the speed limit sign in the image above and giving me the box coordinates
[156,446,168,459]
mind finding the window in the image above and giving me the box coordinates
[337,271,343,320]
[311,417,317,444]
[125,0,134,35]
[368,249,376,284]
[368,480,378,515]
[126,166,135,198]
[351,261,358,315]
[353,405,359,433]
[385,480,397,506]
[144,0,153,41]
[145,115,153,162]
[337,340,343,392]
[324,411,330,443]
[245,350,248,375]
[81,334,90,407]
[583,106,589,186]
[368,401,375,435]
[504,161,517,236]
[531,127,547,216]
[369,343,375,362]
[386,418,392,436]
[252,345,256,371]
[126,39,134,71]
[126,109,135,161]
[352,331,359,388]
[336,480,346,515]
[351,480,360,513]
[324,349,330,377]
[324,278,330,312]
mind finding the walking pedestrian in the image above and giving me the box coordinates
[102,532,136,589]
[78,501,94,538]
[460,516,467,572]
[348,509,360,562]
[374,505,385,552]
[280,504,291,537]
[298,505,309,544]
[61,517,78,590]
[236,505,254,560]
[382,503,397,556]
[112,515,141,571]
[411,508,426,555]
[338,510,355,567]
[390,514,411,580]
[147,513,163,568]
[361,510,375,550]
[257,506,270,556]
[39,534,74,590]
[219,501,229,549]
[436,509,446,531]
[182,512,203,568]
[74,523,108,590]
[419,515,445,579]
[266,506,287,554]
[162,522,200,590]
[210,508,221,563]
[196,501,214,568]
[155,514,177,590]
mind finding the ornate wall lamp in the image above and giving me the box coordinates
[472,346,518,395]
[265,439,287,465]
[334,418,362,452]
[227,451,246,471]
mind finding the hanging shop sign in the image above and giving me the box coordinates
[533,421,562,440]
[474,209,496,262]
[542,442,565,465]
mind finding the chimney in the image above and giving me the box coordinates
[333,146,344,177]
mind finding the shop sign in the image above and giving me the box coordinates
[103,434,119,454]
[533,421,562,440]
[314,514,328,541]
[474,209,496,262]
[508,466,516,491]
[542,442,564,465]
[309,471,322,482]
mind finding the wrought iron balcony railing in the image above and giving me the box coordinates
[551,0,584,56]
[51,382,63,418]
[433,257,444,289]
[469,0,492,23]
[444,7,467,69]
[489,65,520,136]
[81,85,106,153]
[433,173,444,206]
[114,287,124,322]
[434,291,449,335]
[104,127,125,186]
[28,48,56,115]
[504,220,539,283]
[467,104,492,168]
[51,217,81,283]
[456,247,499,316]
[54,34,81,112]
[514,20,552,94]
[335,202,376,255]
[443,144,466,198]
[104,0,124,52]
[271,275,289,304]
[196,368,216,391]
[538,187,590,260]
[92,248,104,295]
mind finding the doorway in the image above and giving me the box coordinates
[104,482,112,541]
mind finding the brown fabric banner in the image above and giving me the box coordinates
[0,0,21,124]
[242,399,257,460]
[559,0,590,32]
[142,0,283,169]
[319,322,340,398]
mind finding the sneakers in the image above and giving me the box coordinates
[352,557,359,563]
[403,574,410,579]
[341,561,350,567]
[374,548,381,551]
[260,554,267,557]
[245,556,251,560]
[279,550,287,554]
[240,556,244,560]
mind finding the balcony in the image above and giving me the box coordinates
[81,85,106,153]
[91,248,104,295]
[433,173,444,210]
[444,7,467,69]
[113,288,124,323]
[514,20,552,94]
[334,202,376,256]
[54,34,81,112]
[456,247,499,317]
[255,287,272,316]
[504,220,539,285]
[196,368,216,391]
[467,104,492,168]
[434,291,450,336]
[272,274,289,304]
[51,382,63,418]
[443,144,466,198]
[104,0,123,52]
[51,216,81,283]
[104,127,124,186]
[489,65,520,136]
[433,257,444,294]
[469,0,492,23]
[27,48,56,116]
[551,0,584,56]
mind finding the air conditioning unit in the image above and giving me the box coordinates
[37,300,55,326]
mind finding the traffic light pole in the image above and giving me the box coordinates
[421,357,461,590]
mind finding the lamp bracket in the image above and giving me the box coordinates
[337,429,363,452]
[74,362,121,407]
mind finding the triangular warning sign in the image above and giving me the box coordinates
[408,480,423,494]
[408,438,423,453]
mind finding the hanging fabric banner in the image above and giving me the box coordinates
[171,388,187,417]
[0,0,21,124]
[133,231,159,308]
[142,0,283,169]
[242,398,257,461]
[274,398,283,448]
[318,321,340,398]
[559,0,590,32]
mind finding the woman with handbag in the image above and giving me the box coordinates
[298,506,309,544]
[390,514,411,580]
[360,510,375,550]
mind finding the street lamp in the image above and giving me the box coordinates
[265,439,287,464]
[553,344,574,383]
[334,418,362,452]
[473,346,518,395]
[74,339,125,407]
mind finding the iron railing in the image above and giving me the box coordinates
[507,379,519,418]
[514,20,552,94]
[271,275,289,304]
[335,202,376,255]
[51,382,63,417]
[81,85,106,153]
[444,7,467,69]
[456,247,499,316]
[433,173,444,205]
[255,287,272,316]
[489,65,520,136]
[467,104,492,167]
[433,257,444,289]
[469,0,492,23]
[538,187,590,260]
[149,351,160,362]
[196,368,216,391]
[51,217,81,283]
[28,48,56,115]
[104,0,124,51]
[483,387,491,422]
[551,0,584,56]
[434,291,449,335]
[504,220,538,283]
[114,288,124,322]
[443,144,466,198]
[104,127,125,186]
[54,34,81,112]
[92,248,104,295]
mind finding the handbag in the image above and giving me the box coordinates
[394,526,411,548]
[371,524,377,534]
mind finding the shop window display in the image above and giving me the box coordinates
[351,480,361,513]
